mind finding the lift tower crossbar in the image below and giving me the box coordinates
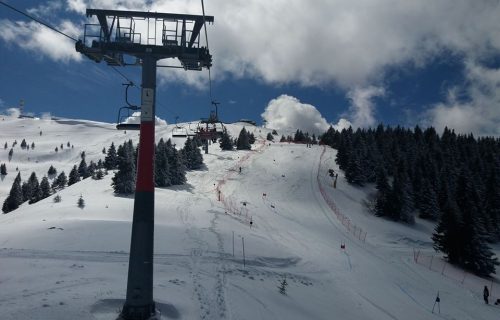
[75,8,213,320]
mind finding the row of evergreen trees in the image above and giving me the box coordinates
[279,130,318,144]
[219,127,256,151]
[110,137,204,195]
[320,125,500,276]
[2,152,106,213]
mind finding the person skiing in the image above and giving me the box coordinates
[484,285,489,304]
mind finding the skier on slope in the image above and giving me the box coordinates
[483,285,489,304]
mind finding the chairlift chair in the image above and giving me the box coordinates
[116,106,141,130]
[116,81,141,130]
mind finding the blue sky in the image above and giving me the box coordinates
[1,0,499,136]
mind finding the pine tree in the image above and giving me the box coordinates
[390,162,414,224]
[102,147,106,154]
[0,163,6,175]
[374,166,391,217]
[266,132,274,142]
[155,139,171,187]
[280,135,286,142]
[26,172,41,204]
[104,142,118,170]
[248,132,256,144]
[87,160,96,178]
[8,148,13,160]
[53,194,62,203]
[236,128,251,150]
[52,171,67,190]
[433,198,462,264]
[419,178,439,220]
[20,139,27,149]
[77,195,85,208]
[219,131,234,150]
[3,142,7,149]
[344,149,365,186]
[93,168,104,180]
[78,158,89,179]
[2,172,23,213]
[112,140,136,194]
[167,140,186,185]
[40,176,51,199]
[68,165,80,186]
[31,142,35,149]
[455,168,498,276]
[182,137,204,170]
[47,165,57,176]
[278,276,288,295]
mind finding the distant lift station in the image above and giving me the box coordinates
[75,8,213,320]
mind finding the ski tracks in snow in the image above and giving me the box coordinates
[178,196,229,319]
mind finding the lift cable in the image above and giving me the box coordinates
[1,1,179,121]
[0,1,78,42]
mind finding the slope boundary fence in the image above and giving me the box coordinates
[317,146,367,242]
[414,249,500,304]
[215,139,267,221]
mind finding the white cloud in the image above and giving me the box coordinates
[346,86,385,128]
[27,1,64,19]
[0,0,498,88]
[261,95,330,135]
[5,108,21,118]
[123,112,167,126]
[0,19,81,63]
[332,118,353,132]
[424,62,500,136]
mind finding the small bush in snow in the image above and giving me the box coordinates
[53,194,62,203]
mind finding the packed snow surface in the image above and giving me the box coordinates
[0,116,498,319]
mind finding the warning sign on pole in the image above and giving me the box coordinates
[141,88,154,121]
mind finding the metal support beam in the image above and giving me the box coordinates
[120,52,158,320]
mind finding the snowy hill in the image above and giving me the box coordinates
[0,115,498,320]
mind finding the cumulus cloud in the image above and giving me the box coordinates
[0,19,81,63]
[346,86,385,128]
[261,95,330,135]
[331,118,353,132]
[123,112,167,126]
[27,1,64,18]
[5,108,21,118]
[424,62,500,136]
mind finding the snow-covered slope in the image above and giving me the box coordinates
[0,115,498,320]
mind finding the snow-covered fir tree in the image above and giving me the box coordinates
[236,128,251,150]
[68,165,80,186]
[155,138,171,187]
[40,176,51,199]
[182,137,204,170]
[47,165,57,177]
[219,131,234,150]
[112,140,136,194]
[52,171,67,190]
[266,132,274,142]
[166,139,186,185]
[104,142,118,170]
[2,172,22,213]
